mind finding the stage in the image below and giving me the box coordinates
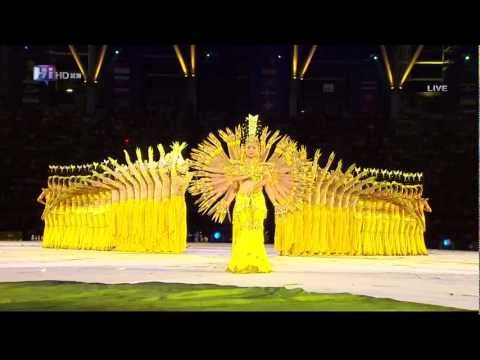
[0,241,477,310]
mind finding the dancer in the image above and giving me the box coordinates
[38,143,191,253]
[189,114,309,273]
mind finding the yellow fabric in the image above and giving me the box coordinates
[275,196,428,257]
[101,196,188,254]
[227,191,272,273]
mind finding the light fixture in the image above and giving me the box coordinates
[292,45,298,79]
[114,50,120,55]
[465,55,470,61]
[206,52,211,58]
[373,55,379,60]
[399,45,424,88]
[300,109,305,113]
[299,45,318,80]
[24,46,29,50]
[380,45,395,90]
[278,54,282,59]
[442,238,452,248]
[416,61,448,65]
[173,45,189,77]
[68,45,87,81]
[94,45,108,82]
[65,88,74,93]
[190,45,196,77]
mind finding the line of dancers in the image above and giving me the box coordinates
[274,150,431,256]
[37,131,431,257]
[37,142,191,253]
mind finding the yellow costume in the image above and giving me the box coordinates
[189,114,309,273]
[38,143,191,254]
[269,155,432,256]
[38,118,431,259]
[228,190,270,273]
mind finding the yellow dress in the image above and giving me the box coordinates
[176,195,188,253]
[310,205,321,255]
[292,204,304,256]
[227,190,272,273]
[274,211,286,254]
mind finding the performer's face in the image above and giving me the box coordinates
[245,142,259,159]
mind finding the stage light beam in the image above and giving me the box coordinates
[380,45,394,90]
[300,45,317,80]
[68,45,87,82]
[293,45,298,79]
[416,61,449,65]
[190,45,196,77]
[399,45,424,88]
[173,45,189,77]
[93,45,108,83]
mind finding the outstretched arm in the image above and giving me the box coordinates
[99,165,128,186]
[124,149,142,183]
[135,147,152,182]
[215,182,238,223]
[88,174,117,190]
[118,154,140,189]
[264,183,280,207]
[37,188,47,205]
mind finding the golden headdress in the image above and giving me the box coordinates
[240,114,262,145]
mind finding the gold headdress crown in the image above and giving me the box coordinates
[241,114,262,145]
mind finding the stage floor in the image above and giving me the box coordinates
[0,241,478,310]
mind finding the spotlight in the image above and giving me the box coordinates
[206,52,211,58]
[24,46,29,50]
[114,50,120,55]
[65,88,74,93]
[373,55,379,61]
[442,238,452,248]
[213,231,221,240]
[300,109,305,113]
[277,55,282,59]
[464,55,470,61]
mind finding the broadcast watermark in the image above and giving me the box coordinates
[33,65,82,83]
[426,84,448,92]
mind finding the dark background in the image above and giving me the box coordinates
[0,44,477,250]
